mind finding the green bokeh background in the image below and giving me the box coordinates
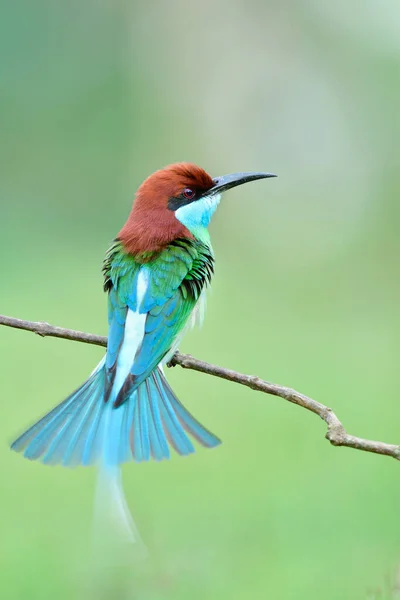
[2,2,400,598]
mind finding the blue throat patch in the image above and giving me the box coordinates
[175,193,221,240]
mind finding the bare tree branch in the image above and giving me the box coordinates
[0,315,107,347]
[1,313,399,462]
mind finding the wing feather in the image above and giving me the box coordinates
[104,239,213,407]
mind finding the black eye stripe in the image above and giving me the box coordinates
[168,196,194,211]
[167,198,192,210]
[168,188,201,211]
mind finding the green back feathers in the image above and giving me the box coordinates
[103,238,214,305]
[102,238,215,399]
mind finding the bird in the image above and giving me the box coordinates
[11,163,275,535]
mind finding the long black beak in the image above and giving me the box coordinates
[209,171,277,196]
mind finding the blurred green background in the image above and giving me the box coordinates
[2,1,400,598]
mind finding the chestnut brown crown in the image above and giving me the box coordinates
[118,163,214,256]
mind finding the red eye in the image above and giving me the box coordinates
[183,188,195,200]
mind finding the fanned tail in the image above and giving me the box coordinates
[11,361,221,466]
[128,368,221,461]
[11,358,107,466]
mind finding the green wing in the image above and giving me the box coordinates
[104,239,214,406]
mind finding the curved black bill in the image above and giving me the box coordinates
[209,171,277,196]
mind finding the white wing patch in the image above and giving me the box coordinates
[109,266,208,384]
[110,269,149,399]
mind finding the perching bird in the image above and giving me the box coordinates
[11,163,275,535]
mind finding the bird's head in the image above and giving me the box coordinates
[119,162,276,256]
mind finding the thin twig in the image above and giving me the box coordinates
[1,313,399,461]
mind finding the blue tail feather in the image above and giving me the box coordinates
[138,388,151,461]
[11,361,221,467]
[161,376,221,448]
[43,375,105,465]
[61,383,102,466]
[19,392,86,461]
[144,378,166,461]
[12,391,81,456]
[153,370,196,456]
[117,392,134,464]
[147,377,171,460]
[81,390,107,466]
[12,366,101,460]
[131,387,143,462]
[102,391,124,467]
